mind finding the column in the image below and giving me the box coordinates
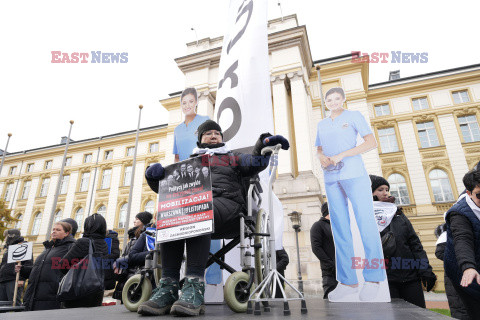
[288,71,314,173]
[271,74,293,176]
[438,114,469,193]
[397,121,431,205]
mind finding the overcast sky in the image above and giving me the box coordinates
[1,0,478,153]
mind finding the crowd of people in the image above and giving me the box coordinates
[0,211,154,311]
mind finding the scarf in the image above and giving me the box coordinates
[193,143,231,156]
[373,201,397,232]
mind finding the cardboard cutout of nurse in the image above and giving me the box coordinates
[315,87,389,302]
[172,88,223,289]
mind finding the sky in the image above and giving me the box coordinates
[1,0,478,153]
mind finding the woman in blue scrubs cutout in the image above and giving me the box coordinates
[315,87,385,302]
[172,88,222,286]
[173,88,210,163]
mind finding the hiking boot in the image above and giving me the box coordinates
[170,277,205,316]
[137,278,179,315]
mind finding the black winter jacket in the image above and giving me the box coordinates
[310,217,336,275]
[21,236,75,311]
[146,134,272,239]
[0,237,33,283]
[112,227,140,300]
[380,210,435,283]
[276,249,289,276]
[436,240,469,319]
[104,230,120,290]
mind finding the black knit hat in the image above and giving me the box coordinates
[197,120,223,143]
[321,202,329,217]
[61,218,78,236]
[136,211,153,226]
[369,175,390,193]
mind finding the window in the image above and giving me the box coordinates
[118,203,128,228]
[14,214,22,229]
[26,163,34,173]
[388,174,410,205]
[74,208,84,229]
[123,166,132,186]
[54,210,63,223]
[417,121,440,148]
[4,183,13,201]
[97,205,107,217]
[60,175,69,194]
[126,147,135,157]
[100,169,112,189]
[149,143,159,153]
[412,97,429,110]
[378,127,399,153]
[45,160,53,170]
[452,90,470,104]
[79,172,90,192]
[84,154,92,163]
[21,180,31,199]
[39,178,50,197]
[458,115,480,143]
[145,200,155,214]
[9,166,16,175]
[374,103,390,116]
[31,212,42,235]
[104,150,113,160]
[64,157,72,167]
[429,169,454,202]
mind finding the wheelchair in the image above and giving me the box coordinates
[122,146,278,313]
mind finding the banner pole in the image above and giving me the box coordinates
[0,133,12,177]
[123,105,143,250]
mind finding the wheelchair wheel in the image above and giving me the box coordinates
[224,271,251,313]
[122,274,152,312]
[254,209,271,288]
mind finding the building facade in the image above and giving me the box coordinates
[1,14,479,294]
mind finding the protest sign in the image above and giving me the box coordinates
[156,155,213,242]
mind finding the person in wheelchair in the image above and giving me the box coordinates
[139,120,289,316]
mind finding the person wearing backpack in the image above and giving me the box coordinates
[60,213,108,308]
[370,174,436,308]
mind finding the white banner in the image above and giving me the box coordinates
[215,2,285,283]
[214,0,274,146]
[7,242,33,263]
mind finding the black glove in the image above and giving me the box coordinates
[145,163,165,180]
[263,135,290,150]
[421,274,437,292]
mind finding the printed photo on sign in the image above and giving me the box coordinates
[156,155,213,243]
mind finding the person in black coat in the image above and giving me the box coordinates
[274,249,289,298]
[16,222,75,311]
[0,229,33,305]
[310,202,338,299]
[104,229,120,291]
[112,211,153,301]
[370,175,436,308]
[435,223,469,320]
[60,213,109,308]
[444,169,480,319]
[139,120,289,316]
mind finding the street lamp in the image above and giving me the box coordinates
[288,210,303,294]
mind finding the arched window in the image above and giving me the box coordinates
[429,169,454,202]
[31,212,42,235]
[54,210,63,223]
[118,203,128,228]
[75,208,84,230]
[14,214,22,229]
[97,205,107,217]
[387,174,410,205]
[144,200,155,214]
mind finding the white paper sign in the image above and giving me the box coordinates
[7,242,33,263]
